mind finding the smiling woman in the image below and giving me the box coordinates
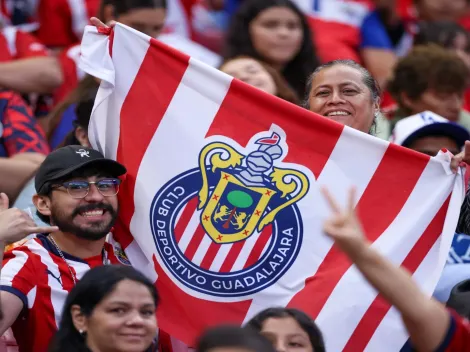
[245,307,325,352]
[49,265,159,352]
[304,60,381,134]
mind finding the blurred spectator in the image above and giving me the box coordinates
[360,0,469,92]
[414,21,470,68]
[196,325,276,352]
[35,0,100,50]
[48,79,97,148]
[219,56,299,104]
[246,307,325,352]
[224,0,319,98]
[380,21,470,116]
[53,0,168,130]
[389,111,469,156]
[49,265,159,352]
[359,0,408,89]
[388,45,470,132]
[13,95,96,229]
[389,111,470,304]
[398,0,469,23]
[296,0,375,63]
[0,90,49,202]
[447,279,470,320]
[0,25,62,96]
[190,0,229,53]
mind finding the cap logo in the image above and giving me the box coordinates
[76,149,90,158]
[420,112,436,125]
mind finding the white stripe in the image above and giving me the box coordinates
[1,249,28,286]
[243,126,389,323]
[316,158,457,351]
[209,242,233,272]
[366,168,464,350]
[26,286,36,309]
[29,241,69,328]
[192,235,213,266]
[365,241,441,351]
[85,24,150,160]
[66,0,88,38]
[2,26,17,57]
[231,230,264,272]
[178,210,202,253]
[128,57,232,295]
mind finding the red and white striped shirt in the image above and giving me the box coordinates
[0,233,129,352]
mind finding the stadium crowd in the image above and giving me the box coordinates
[1,0,470,351]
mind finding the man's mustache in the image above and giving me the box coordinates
[72,203,115,217]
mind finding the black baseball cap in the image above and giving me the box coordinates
[35,146,127,193]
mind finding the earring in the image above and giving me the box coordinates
[79,329,86,336]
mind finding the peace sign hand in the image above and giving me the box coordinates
[321,187,370,258]
[0,193,58,246]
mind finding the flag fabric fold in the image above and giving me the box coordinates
[80,23,464,351]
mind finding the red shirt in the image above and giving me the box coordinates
[0,27,47,62]
[302,0,375,63]
[0,234,129,352]
[35,0,100,48]
[437,311,470,351]
[54,44,84,104]
[0,90,49,157]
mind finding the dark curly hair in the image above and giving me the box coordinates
[388,45,470,115]
[223,0,319,98]
[415,21,470,52]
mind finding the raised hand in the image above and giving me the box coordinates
[90,17,116,29]
[450,140,470,173]
[321,187,370,257]
[0,193,58,245]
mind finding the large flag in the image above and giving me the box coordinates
[80,24,464,351]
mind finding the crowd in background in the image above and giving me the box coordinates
[2,0,470,351]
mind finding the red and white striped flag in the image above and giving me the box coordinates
[80,24,464,351]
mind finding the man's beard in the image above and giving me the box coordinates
[50,202,118,241]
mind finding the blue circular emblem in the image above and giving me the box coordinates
[150,167,303,297]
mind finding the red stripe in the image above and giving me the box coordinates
[243,225,273,269]
[343,196,451,351]
[48,249,75,292]
[174,197,198,243]
[219,241,245,272]
[153,255,252,347]
[114,38,190,249]
[199,241,221,270]
[205,79,344,178]
[184,224,206,261]
[287,144,430,318]
[9,247,36,299]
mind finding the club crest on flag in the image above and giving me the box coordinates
[150,129,310,297]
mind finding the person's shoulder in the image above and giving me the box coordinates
[5,236,46,256]
[437,310,470,351]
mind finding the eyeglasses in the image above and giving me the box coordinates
[51,178,121,199]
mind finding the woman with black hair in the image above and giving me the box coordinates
[246,307,325,352]
[197,325,276,352]
[223,0,319,98]
[49,265,159,352]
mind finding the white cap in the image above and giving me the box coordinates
[390,111,470,148]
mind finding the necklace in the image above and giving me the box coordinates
[48,235,109,286]
[48,235,78,285]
